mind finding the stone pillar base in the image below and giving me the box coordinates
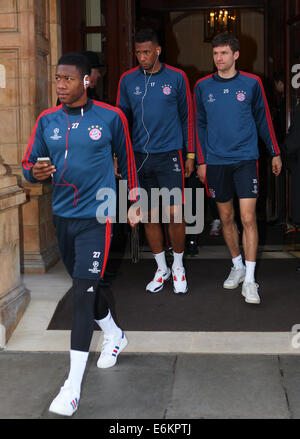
[21,243,60,274]
[21,182,60,274]
[0,164,28,346]
[0,283,30,346]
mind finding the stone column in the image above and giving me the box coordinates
[0,161,29,346]
[0,1,61,274]
[0,0,62,342]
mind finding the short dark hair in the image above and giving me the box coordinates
[57,52,90,77]
[135,28,160,45]
[212,32,240,53]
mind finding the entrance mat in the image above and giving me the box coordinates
[47,259,300,332]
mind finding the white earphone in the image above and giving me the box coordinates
[83,74,90,88]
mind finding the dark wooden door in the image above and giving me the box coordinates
[106,0,136,104]
[61,0,135,105]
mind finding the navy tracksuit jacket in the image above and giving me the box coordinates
[22,99,138,219]
[193,70,281,165]
[116,63,194,155]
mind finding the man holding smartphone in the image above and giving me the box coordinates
[22,52,139,416]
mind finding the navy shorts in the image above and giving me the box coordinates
[53,216,112,280]
[134,150,185,211]
[206,160,259,203]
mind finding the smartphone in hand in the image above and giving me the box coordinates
[37,157,52,165]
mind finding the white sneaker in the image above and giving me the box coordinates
[210,219,222,236]
[223,266,246,289]
[97,331,128,369]
[49,379,79,417]
[172,266,188,294]
[146,267,171,293]
[242,282,260,304]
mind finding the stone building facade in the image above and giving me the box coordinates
[0,0,298,344]
[0,0,61,344]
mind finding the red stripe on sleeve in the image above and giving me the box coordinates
[165,65,194,153]
[22,105,62,170]
[193,89,205,164]
[204,173,211,198]
[93,101,138,201]
[116,66,139,106]
[240,71,280,155]
[192,75,214,164]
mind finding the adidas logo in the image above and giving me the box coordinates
[86,286,94,293]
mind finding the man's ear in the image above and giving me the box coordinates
[234,50,240,61]
[83,74,90,89]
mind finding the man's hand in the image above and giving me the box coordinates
[114,157,122,179]
[127,206,142,228]
[272,155,282,177]
[184,158,194,178]
[32,161,56,181]
[197,163,207,184]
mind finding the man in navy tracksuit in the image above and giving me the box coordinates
[194,33,282,305]
[22,53,139,416]
[116,28,195,295]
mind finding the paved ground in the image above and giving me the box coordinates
[1,351,300,422]
[2,251,300,429]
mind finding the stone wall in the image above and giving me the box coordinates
[0,0,61,274]
[0,161,28,345]
[0,0,62,343]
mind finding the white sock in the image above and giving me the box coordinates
[232,254,244,270]
[154,251,168,272]
[95,309,122,339]
[245,260,256,283]
[172,251,184,269]
[68,349,89,396]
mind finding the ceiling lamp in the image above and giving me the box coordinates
[204,9,238,42]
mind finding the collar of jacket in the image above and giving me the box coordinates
[213,70,240,82]
[139,63,165,75]
[62,98,93,115]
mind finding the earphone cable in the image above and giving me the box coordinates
[136,55,159,174]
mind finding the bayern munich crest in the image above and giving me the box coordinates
[162,84,172,95]
[88,125,102,140]
[236,90,246,102]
